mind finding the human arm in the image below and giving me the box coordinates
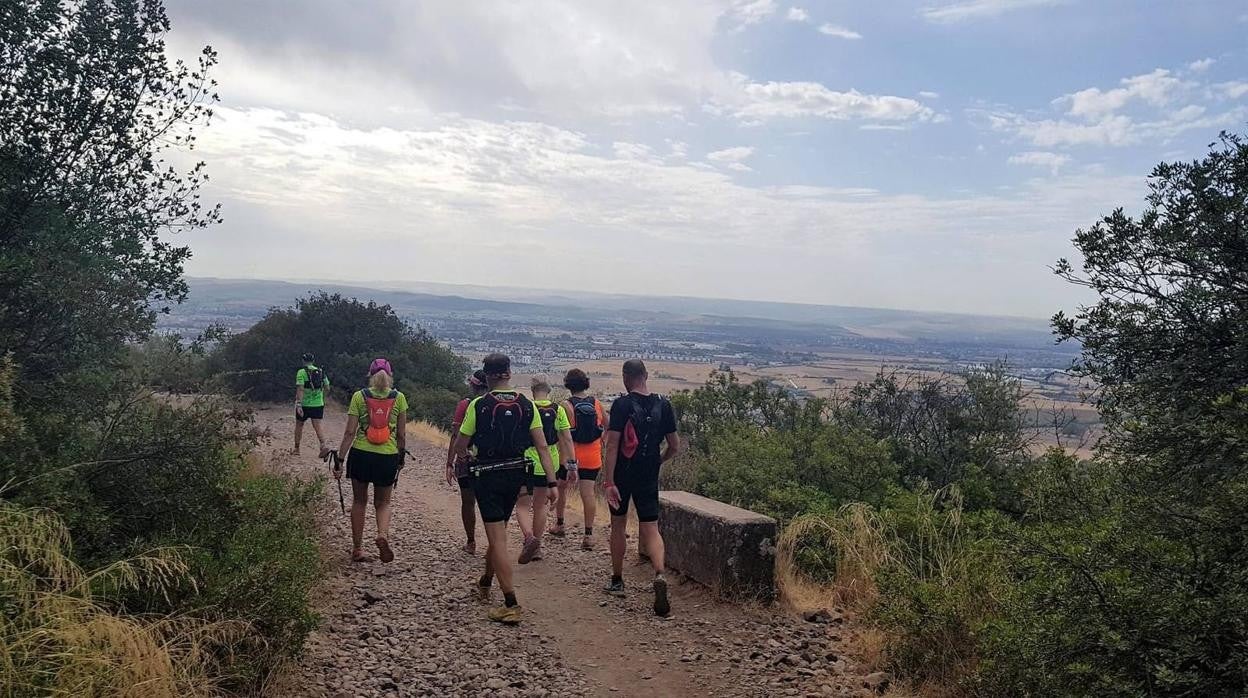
[294,370,305,415]
[396,409,407,468]
[661,432,681,463]
[555,405,577,483]
[333,415,357,479]
[602,430,621,508]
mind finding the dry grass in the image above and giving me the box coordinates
[777,504,891,614]
[406,420,450,449]
[0,502,247,697]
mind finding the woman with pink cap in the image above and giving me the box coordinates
[331,357,408,562]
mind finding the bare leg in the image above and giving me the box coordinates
[514,492,534,540]
[310,418,326,446]
[579,479,597,531]
[532,487,549,539]
[484,521,513,594]
[460,487,477,548]
[350,479,369,554]
[553,481,568,530]
[639,521,665,575]
[610,514,627,577]
[293,419,304,453]
[373,485,393,540]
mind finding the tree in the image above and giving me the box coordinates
[990,132,1248,695]
[0,0,219,382]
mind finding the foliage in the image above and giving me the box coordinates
[0,0,219,384]
[210,292,469,427]
[0,501,244,697]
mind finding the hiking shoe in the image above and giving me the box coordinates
[518,536,541,564]
[653,577,671,617]
[488,605,522,625]
[581,534,595,551]
[464,539,476,555]
[475,580,491,603]
[604,579,626,597]
[547,525,566,537]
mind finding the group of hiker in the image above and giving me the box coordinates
[293,352,681,624]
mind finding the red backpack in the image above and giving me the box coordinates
[361,389,398,445]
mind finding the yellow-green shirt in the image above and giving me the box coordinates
[525,399,570,477]
[347,388,408,455]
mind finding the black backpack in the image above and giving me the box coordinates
[535,403,560,446]
[304,366,325,390]
[569,396,603,444]
[627,394,666,461]
[471,392,535,461]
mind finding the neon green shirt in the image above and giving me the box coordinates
[347,388,408,455]
[525,399,570,477]
[295,366,329,407]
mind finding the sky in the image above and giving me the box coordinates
[164,0,1248,318]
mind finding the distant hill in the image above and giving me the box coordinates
[171,277,1061,351]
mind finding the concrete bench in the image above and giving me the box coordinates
[641,490,778,602]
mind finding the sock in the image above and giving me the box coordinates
[585,526,593,535]
[504,592,518,608]
[478,575,492,588]
[612,574,623,584]
[557,517,564,526]
[656,572,666,580]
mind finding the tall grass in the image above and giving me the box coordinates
[776,489,1009,695]
[0,502,246,697]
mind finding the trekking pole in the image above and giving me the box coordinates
[322,449,346,515]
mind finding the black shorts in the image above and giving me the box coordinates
[457,475,475,492]
[609,465,661,523]
[296,405,324,422]
[557,467,599,481]
[346,448,400,487]
[521,473,554,496]
[475,469,525,524]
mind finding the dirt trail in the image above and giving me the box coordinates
[260,404,874,698]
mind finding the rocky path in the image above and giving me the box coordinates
[259,404,880,698]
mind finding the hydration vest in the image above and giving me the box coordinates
[621,394,666,461]
[471,391,535,461]
[360,389,398,445]
[535,402,560,446]
[304,366,325,390]
[569,396,603,444]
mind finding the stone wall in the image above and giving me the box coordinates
[643,490,778,601]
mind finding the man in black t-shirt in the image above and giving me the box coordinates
[602,359,681,617]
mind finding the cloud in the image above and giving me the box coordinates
[1217,81,1248,99]
[920,0,1069,23]
[187,107,1148,315]
[981,65,1247,148]
[1008,151,1070,174]
[729,0,777,27]
[1188,57,1216,73]
[786,7,809,21]
[1059,69,1185,119]
[817,23,863,39]
[707,146,756,162]
[714,74,937,123]
[918,91,941,99]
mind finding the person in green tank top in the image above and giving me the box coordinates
[294,352,330,455]
[514,374,575,565]
[331,358,407,564]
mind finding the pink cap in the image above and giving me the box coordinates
[368,358,392,376]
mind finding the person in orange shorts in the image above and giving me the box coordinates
[553,368,606,550]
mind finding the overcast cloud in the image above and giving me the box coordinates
[166,0,1248,316]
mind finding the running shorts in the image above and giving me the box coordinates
[296,405,324,422]
[346,448,399,487]
[475,469,526,524]
[521,473,554,496]
[557,466,599,481]
[608,465,660,523]
[457,475,475,491]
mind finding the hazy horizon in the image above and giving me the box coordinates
[166,0,1248,317]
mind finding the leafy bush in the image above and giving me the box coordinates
[210,292,468,427]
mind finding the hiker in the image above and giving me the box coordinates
[446,369,489,554]
[602,359,680,616]
[554,368,605,549]
[513,374,574,564]
[330,358,407,563]
[294,352,330,454]
[449,353,557,625]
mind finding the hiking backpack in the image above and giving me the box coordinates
[569,396,603,444]
[304,366,325,390]
[360,389,398,445]
[621,394,666,461]
[471,392,535,461]
[536,403,560,447]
